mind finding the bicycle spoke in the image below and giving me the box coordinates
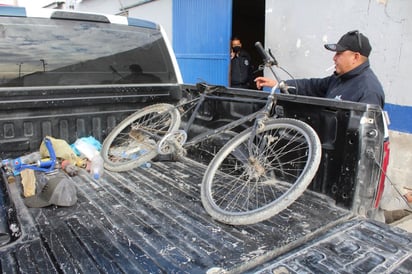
[102,104,181,172]
[202,118,321,225]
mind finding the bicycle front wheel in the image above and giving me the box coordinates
[102,103,181,172]
[201,118,321,225]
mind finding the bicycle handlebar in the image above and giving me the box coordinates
[255,41,289,94]
[255,41,275,66]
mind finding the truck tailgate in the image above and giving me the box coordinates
[1,158,358,273]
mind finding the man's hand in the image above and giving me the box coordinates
[254,76,277,90]
[230,50,235,60]
[404,191,412,203]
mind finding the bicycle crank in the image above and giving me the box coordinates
[157,130,188,155]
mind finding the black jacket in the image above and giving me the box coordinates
[285,61,385,108]
[230,49,253,88]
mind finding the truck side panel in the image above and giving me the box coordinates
[0,85,181,158]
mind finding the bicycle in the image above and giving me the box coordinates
[101,42,322,225]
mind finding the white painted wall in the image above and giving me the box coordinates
[76,0,173,42]
[75,0,119,14]
[127,0,173,43]
[264,0,412,107]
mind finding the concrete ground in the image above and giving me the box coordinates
[385,131,412,233]
[392,213,412,233]
[386,131,412,189]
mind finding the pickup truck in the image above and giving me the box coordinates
[0,6,411,274]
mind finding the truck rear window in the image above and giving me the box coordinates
[0,16,177,87]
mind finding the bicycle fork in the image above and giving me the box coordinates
[246,84,278,177]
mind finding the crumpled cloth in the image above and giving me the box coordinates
[39,136,81,165]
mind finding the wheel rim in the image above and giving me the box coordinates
[201,119,321,225]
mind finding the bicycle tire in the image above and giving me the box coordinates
[201,118,321,225]
[101,103,181,172]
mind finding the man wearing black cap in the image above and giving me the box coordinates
[254,30,385,108]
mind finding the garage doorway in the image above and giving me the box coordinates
[232,0,265,88]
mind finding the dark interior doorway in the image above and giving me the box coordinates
[232,0,265,89]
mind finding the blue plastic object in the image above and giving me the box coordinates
[1,137,57,175]
[71,136,102,156]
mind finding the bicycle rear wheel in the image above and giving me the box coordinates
[101,103,181,172]
[201,118,321,225]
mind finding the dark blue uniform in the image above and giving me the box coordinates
[230,49,253,89]
[285,60,385,108]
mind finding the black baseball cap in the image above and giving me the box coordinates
[24,173,77,208]
[324,30,372,57]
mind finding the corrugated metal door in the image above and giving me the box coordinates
[173,0,232,86]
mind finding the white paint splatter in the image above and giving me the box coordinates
[296,38,302,49]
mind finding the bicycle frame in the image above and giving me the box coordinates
[181,78,282,153]
[167,86,269,148]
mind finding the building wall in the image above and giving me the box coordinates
[76,0,173,42]
[264,0,412,134]
[127,1,172,43]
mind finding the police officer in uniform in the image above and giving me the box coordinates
[230,37,253,89]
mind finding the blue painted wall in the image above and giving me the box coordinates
[172,0,232,86]
[385,104,412,133]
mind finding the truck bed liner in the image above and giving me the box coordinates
[1,159,354,273]
[253,218,412,273]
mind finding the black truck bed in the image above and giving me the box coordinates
[252,218,412,274]
[1,157,356,273]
